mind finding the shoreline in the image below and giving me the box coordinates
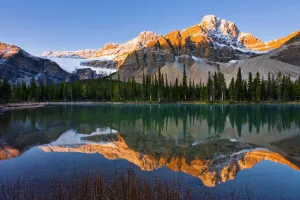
[47,101,300,105]
[0,102,47,113]
[1,101,300,113]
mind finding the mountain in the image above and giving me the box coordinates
[0,43,113,83]
[219,31,300,82]
[270,32,300,67]
[0,42,70,84]
[2,15,298,84]
[239,30,300,51]
[42,15,300,84]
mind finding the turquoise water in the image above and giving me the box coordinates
[1,104,300,199]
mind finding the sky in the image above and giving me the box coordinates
[0,0,299,55]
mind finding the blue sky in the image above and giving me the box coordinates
[1,0,299,55]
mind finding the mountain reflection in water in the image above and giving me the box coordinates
[1,104,300,187]
[38,129,300,187]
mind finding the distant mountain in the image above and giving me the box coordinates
[0,43,112,84]
[0,42,70,84]
[270,32,300,67]
[43,15,300,84]
[221,31,300,82]
[239,30,300,51]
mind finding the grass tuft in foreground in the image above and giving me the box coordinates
[0,168,283,200]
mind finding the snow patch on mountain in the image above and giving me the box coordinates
[49,128,118,146]
[42,49,98,58]
[48,57,117,76]
[192,56,206,64]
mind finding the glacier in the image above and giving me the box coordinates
[47,56,117,76]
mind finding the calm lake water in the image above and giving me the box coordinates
[1,104,300,199]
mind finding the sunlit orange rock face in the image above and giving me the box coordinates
[92,16,299,67]
[270,32,300,67]
[239,30,300,51]
[0,145,20,160]
[42,15,299,72]
[0,43,21,59]
[39,135,300,187]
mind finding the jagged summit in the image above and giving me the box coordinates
[42,31,162,61]
[40,50,53,57]
[0,42,70,83]
[38,14,300,85]
[3,14,300,85]
[200,15,240,37]
[42,15,299,64]
[0,42,22,59]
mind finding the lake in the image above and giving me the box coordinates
[1,104,300,199]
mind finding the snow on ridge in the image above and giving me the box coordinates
[41,49,99,58]
[87,55,116,61]
[48,57,117,76]
[192,56,205,64]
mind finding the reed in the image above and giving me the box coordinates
[0,168,282,200]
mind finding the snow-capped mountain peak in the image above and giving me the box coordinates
[200,15,240,38]
[40,14,300,76]
[40,50,53,57]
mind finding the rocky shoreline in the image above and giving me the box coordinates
[0,103,47,114]
[0,101,299,114]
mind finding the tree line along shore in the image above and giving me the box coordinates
[1,65,300,104]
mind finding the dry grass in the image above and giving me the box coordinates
[0,168,283,200]
[1,168,192,200]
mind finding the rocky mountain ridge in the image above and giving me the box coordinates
[0,42,70,83]
[42,15,300,84]
[0,43,110,83]
[43,15,300,65]
[1,15,299,84]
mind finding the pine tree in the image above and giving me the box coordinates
[218,72,226,101]
[192,80,195,101]
[188,78,192,100]
[1,77,11,103]
[229,77,235,101]
[175,78,179,101]
[276,72,282,100]
[147,75,151,101]
[255,73,261,101]
[158,67,162,102]
[235,68,243,101]
[165,74,169,100]
[294,77,300,101]
[113,73,121,101]
[271,74,277,100]
[243,80,248,101]
[182,63,187,100]
[28,77,37,102]
[261,77,266,101]
[207,72,213,101]
[247,72,253,101]
[82,84,87,101]
[267,72,272,101]
[161,73,164,100]
[213,72,219,100]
